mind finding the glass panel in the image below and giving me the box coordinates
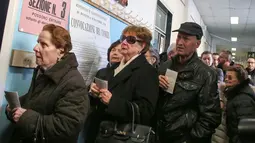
[155,6,167,32]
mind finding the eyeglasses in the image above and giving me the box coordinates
[120,35,144,44]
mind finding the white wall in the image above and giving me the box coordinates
[160,0,188,43]
[159,0,212,56]
[127,0,157,29]
[0,0,19,112]
[186,0,212,56]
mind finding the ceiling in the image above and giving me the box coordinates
[193,0,255,49]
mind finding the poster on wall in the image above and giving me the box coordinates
[19,0,70,35]
[70,0,110,86]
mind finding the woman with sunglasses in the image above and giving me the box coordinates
[86,25,159,143]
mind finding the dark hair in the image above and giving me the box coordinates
[42,24,72,54]
[107,40,121,61]
[212,53,219,56]
[220,50,232,61]
[201,51,212,58]
[122,25,152,54]
[226,65,248,83]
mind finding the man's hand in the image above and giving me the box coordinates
[159,75,169,89]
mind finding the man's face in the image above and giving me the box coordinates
[212,55,219,67]
[218,52,227,65]
[176,32,200,57]
[247,58,255,71]
[202,54,213,66]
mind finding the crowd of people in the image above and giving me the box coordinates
[5,22,255,143]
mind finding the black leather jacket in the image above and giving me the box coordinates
[157,53,221,143]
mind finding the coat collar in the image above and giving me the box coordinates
[108,54,148,90]
[171,52,200,73]
[35,53,79,84]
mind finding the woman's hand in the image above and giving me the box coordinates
[89,83,100,97]
[6,105,11,113]
[99,89,112,105]
[12,107,27,122]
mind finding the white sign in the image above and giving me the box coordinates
[165,69,178,94]
[70,0,110,86]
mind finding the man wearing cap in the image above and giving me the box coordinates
[156,22,221,143]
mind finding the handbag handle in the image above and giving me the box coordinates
[129,102,141,134]
[129,102,135,134]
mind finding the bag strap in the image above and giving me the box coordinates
[129,102,135,134]
[129,102,142,133]
[132,102,141,124]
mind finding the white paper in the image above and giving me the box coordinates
[165,69,178,94]
[94,77,108,89]
[4,91,21,109]
[70,0,111,86]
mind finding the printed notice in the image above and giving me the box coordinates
[4,91,21,109]
[19,0,71,35]
[94,77,108,89]
[165,69,178,94]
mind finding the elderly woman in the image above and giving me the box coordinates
[6,24,89,143]
[84,40,123,143]
[224,66,255,143]
[86,25,159,143]
[145,46,159,68]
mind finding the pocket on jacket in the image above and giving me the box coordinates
[177,81,201,91]
[185,111,197,129]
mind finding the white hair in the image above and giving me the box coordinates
[167,43,176,54]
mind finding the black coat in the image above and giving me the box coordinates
[157,53,221,143]
[225,79,255,143]
[7,53,89,143]
[85,54,159,143]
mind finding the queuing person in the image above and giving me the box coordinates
[86,25,159,143]
[201,51,224,83]
[157,22,221,143]
[6,24,89,143]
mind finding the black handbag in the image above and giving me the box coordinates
[95,102,155,143]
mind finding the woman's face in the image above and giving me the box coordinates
[33,30,63,69]
[120,33,144,59]
[109,44,123,63]
[225,71,240,87]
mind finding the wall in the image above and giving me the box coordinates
[159,0,212,56]
[186,0,212,56]
[159,0,188,44]
[127,0,157,29]
[0,0,21,142]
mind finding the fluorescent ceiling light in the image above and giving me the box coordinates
[232,57,235,59]
[232,53,236,56]
[231,17,239,24]
[231,37,237,41]
[231,48,236,51]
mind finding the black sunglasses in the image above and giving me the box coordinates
[120,35,144,44]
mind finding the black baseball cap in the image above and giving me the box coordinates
[172,22,203,40]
